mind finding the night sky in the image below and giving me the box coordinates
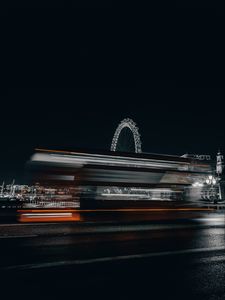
[3,1,224,183]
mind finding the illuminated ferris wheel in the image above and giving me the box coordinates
[110,118,142,153]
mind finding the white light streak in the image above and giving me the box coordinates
[101,193,148,197]
[23,213,73,217]
[31,152,191,171]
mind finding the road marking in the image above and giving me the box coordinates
[3,246,225,271]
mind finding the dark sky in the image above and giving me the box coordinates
[3,1,225,182]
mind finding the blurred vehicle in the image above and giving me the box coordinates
[17,148,213,222]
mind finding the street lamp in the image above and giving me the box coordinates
[205,175,218,203]
[206,175,216,186]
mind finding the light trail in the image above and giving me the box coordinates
[33,149,194,172]
[17,207,215,213]
[0,235,38,239]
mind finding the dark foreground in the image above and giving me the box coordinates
[0,211,224,300]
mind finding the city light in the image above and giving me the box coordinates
[206,175,217,186]
[192,182,204,187]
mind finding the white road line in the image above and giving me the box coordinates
[3,246,225,271]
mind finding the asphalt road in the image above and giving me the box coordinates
[0,211,224,300]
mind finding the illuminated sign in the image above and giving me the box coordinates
[193,155,211,160]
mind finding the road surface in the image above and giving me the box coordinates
[0,211,224,300]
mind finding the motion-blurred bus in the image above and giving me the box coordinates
[17,148,213,222]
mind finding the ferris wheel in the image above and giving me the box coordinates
[110,118,142,153]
